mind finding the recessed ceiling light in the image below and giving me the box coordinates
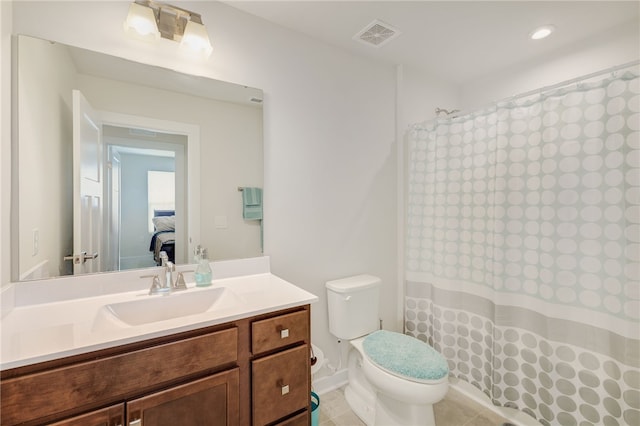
[530,25,555,40]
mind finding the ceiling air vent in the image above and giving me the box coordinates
[353,19,400,48]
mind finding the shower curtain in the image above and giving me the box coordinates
[405,69,639,426]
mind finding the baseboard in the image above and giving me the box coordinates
[449,378,540,426]
[312,368,348,395]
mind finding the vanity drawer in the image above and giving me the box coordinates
[48,404,124,426]
[252,345,310,426]
[252,310,309,354]
[274,410,310,426]
[1,327,238,425]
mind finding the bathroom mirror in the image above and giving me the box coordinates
[12,34,264,281]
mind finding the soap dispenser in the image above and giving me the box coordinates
[195,248,212,287]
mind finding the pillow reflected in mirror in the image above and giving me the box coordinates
[152,215,176,232]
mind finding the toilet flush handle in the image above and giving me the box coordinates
[344,295,352,301]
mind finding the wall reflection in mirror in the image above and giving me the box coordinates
[14,35,264,282]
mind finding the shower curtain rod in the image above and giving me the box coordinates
[504,59,640,102]
[424,59,640,124]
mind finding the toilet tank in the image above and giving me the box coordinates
[326,274,381,340]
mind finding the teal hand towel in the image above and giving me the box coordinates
[242,187,263,220]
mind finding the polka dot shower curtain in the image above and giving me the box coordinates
[404,69,639,425]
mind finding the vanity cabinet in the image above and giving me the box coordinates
[251,310,311,426]
[1,305,311,426]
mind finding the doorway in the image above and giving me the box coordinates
[103,125,186,271]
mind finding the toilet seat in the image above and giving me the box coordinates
[362,330,449,384]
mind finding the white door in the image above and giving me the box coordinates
[106,146,121,272]
[70,90,103,274]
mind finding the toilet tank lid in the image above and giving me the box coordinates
[326,274,381,293]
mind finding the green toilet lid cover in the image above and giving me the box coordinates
[363,330,449,381]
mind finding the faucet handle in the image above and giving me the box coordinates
[173,272,188,291]
[141,274,164,295]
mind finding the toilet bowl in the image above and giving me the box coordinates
[326,275,449,426]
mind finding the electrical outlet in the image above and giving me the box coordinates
[32,228,39,256]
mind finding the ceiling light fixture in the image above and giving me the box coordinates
[124,1,160,40]
[529,25,555,40]
[124,0,213,56]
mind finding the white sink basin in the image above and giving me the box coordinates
[93,287,243,329]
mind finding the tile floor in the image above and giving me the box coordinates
[317,386,512,426]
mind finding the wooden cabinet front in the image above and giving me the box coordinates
[1,327,237,425]
[252,345,310,426]
[48,404,124,426]
[1,305,312,426]
[252,310,309,355]
[273,411,310,426]
[127,369,239,426]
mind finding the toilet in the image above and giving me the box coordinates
[326,275,449,426]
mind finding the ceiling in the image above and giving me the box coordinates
[226,1,640,85]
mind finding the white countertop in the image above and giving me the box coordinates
[0,258,318,371]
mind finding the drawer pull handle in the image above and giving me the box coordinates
[280,328,289,339]
[129,420,141,426]
[278,379,290,395]
[281,384,290,395]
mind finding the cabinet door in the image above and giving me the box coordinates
[252,345,310,426]
[126,369,239,426]
[48,404,124,426]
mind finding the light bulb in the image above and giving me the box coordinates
[181,20,213,56]
[124,3,160,39]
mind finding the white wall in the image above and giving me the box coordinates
[460,19,640,111]
[7,1,400,375]
[1,0,12,285]
[17,35,75,279]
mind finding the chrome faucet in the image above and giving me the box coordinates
[143,261,189,295]
[161,261,175,290]
[159,251,169,266]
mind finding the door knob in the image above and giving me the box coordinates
[63,251,99,264]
